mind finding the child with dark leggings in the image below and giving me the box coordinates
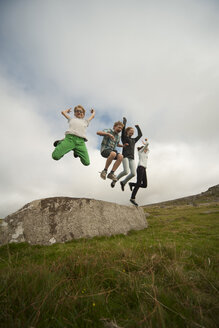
[129,139,149,206]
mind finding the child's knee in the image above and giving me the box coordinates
[117,154,123,161]
[81,158,90,166]
[110,151,117,158]
[52,152,60,161]
[83,161,90,166]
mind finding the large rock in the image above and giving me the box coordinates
[0,197,148,245]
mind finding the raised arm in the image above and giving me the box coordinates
[142,138,149,146]
[139,139,149,152]
[61,108,71,120]
[121,117,127,142]
[87,108,96,122]
[134,125,143,143]
[140,139,149,152]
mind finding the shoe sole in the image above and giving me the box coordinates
[108,178,117,182]
[130,200,138,206]
[99,171,107,180]
[129,184,133,191]
[120,182,125,191]
[107,176,117,181]
[53,141,59,147]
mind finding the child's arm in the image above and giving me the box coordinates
[87,109,95,122]
[118,143,129,147]
[96,131,115,140]
[121,117,127,142]
[142,138,149,146]
[134,125,143,143]
[61,108,71,120]
[139,139,149,152]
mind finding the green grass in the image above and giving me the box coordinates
[0,203,218,328]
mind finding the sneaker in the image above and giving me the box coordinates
[129,183,133,191]
[111,181,116,188]
[130,199,138,206]
[107,172,117,181]
[100,170,107,180]
[120,181,125,191]
[53,140,60,147]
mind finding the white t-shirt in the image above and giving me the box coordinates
[138,144,149,168]
[65,117,89,140]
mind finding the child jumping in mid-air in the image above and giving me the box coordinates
[97,121,127,181]
[111,117,142,190]
[52,105,95,166]
[129,139,149,206]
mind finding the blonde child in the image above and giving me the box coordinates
[52,105,95,166]
[111,117,142,190]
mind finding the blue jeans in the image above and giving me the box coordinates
[117,158,136,185]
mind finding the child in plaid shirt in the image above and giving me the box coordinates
[97,121,127,181]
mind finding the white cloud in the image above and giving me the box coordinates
[0,0,219,217]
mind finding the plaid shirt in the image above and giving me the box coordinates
[100,129,121,153]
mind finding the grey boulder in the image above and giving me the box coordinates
[0,197,148,245]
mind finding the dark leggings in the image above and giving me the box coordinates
[130,166,147,199]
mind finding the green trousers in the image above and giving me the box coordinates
[52,134,90,166]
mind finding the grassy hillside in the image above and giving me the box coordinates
[0,202,218,328]
[143,185,219,207]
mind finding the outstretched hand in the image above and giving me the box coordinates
[123,117,127,125]
[87,108,96,122]
[142,138,148,145]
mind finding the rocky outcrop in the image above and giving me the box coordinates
[0,197,148,246]
[202,185,219,197]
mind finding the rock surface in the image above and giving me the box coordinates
[0,197,148,245]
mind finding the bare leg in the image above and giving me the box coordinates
[112,153,123,172]
[105,151,117,170]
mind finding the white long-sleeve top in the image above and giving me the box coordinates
[138,143,149,168]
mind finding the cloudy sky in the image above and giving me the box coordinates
[0,0,219,218]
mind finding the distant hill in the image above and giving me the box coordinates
[143,184,219,207]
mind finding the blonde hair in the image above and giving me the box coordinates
[125,127,134,135]
[74,105,85,115]
[113,121,124,128]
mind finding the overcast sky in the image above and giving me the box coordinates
[0,0,219,218]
